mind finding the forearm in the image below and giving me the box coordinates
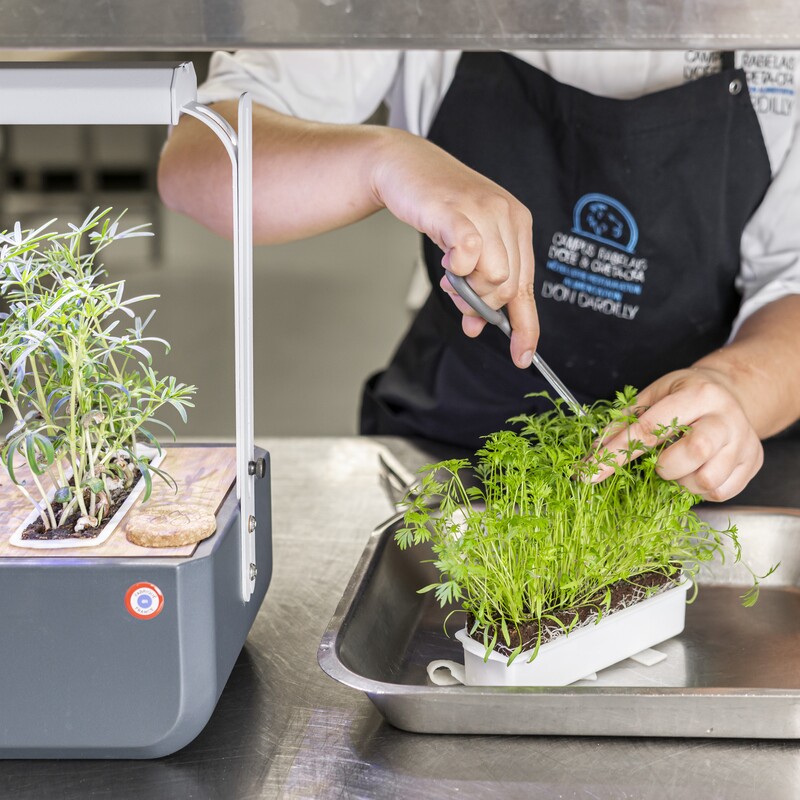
[159,97,541,364]
[693,294,800,439]
[158,100,390,244]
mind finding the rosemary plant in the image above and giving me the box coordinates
[0,208,196,534]
[397,388,773,661]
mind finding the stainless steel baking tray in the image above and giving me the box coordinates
[318,506,800,738]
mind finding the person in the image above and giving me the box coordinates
[158,49,800,502]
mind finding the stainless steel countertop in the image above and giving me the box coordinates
[2,0,800,50]
[2,435,800,799]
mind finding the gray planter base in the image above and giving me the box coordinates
[0,446,272,758]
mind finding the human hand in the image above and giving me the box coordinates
[590,368,763,501]
[370,129,538,368]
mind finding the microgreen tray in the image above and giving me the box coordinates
[318,506,800,738]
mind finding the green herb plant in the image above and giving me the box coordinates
[397,388,773,663]
[0,208,196,534]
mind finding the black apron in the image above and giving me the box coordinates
[360,52,772,450]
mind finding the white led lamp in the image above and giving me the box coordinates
[0,62,259,601]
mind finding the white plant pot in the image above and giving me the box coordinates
[9,451,166,550]
[455,578,691,687]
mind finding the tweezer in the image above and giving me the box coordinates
[445,271,586,418]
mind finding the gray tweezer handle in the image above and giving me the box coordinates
[445,271,586,418]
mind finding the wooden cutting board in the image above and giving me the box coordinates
[0,446,236,558]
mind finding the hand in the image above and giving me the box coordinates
[370,129,538,368]
[592,368,764,501]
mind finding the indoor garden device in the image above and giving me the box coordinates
[0,62,272,758]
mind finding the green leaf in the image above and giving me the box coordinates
[4,447,18,484]
[148,463,177,493]
[138,459,153,503]
[126,344,152,363]
[143,417,177,441]
[24,433,45,475]
[45,342,66,379]
[136,426,160,448]
[53,486,72,504]
[98,380,131,401]
[168,398,188,424]
[10,364,25,392]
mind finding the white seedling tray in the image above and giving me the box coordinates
[10,450,166,550]
[455,579,691,686]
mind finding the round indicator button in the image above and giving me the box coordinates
[125,582,165,620]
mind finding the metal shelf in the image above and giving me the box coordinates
[0,0,798,51]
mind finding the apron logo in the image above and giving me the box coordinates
[543,193,646,322]
[573,193,638,253]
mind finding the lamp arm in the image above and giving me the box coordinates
[181,96,257,603]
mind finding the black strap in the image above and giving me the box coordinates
[721,51,736,70]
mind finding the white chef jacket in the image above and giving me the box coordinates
[199,49,800,337]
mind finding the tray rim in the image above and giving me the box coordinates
[317,504,800,701]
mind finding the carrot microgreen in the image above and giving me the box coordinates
[396,388,773,662]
